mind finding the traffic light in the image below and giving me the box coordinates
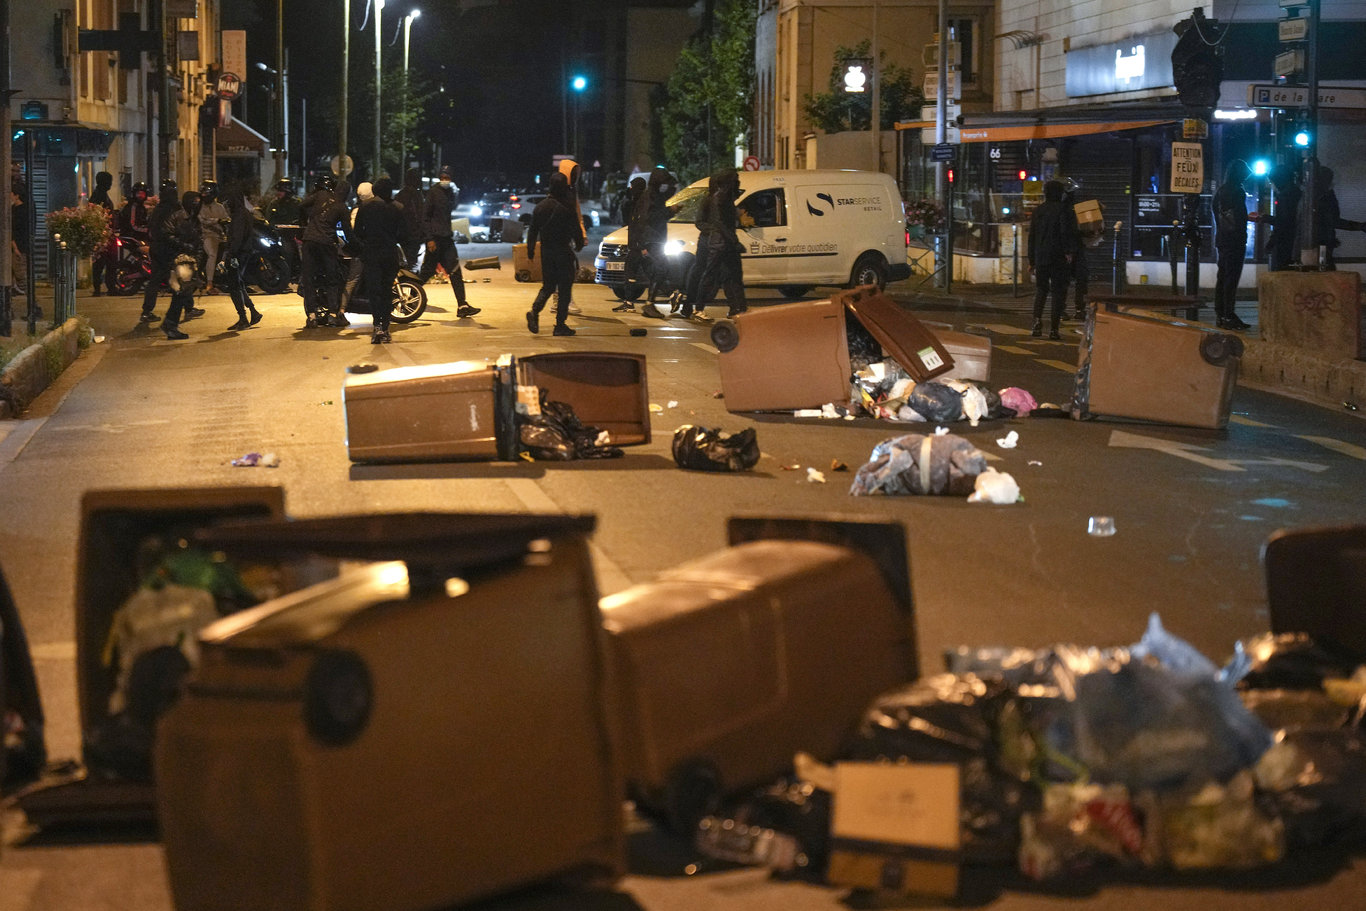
[1170,10,1224,113]
[1251,158,1270,177]
[1017,169,1028,181]
[1293,117,1312,148]
[947,168,955,184]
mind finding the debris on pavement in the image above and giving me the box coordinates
[230,452,279,467]
[672,424,761,472]
[806,467,826,483]
[997,430,1019,449]
[1088,516,1117,536]
[830,459,848,472]
[849,432,988,496]
[967,468,1021,504]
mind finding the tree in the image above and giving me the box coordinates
[803,40,924,133]
[658,0,756,184]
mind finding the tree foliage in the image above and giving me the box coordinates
[802,40,924,133]
[658,0,756,185]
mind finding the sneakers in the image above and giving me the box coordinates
[640,303,665,319]
[1048,330,1062,341]
[456,304,481,318]
[726,306,748,318]
[139,311,159,322]
[1217,315,1251,331]
[689,312,713,324]
[162,324,189,340]
[1030,320,1043,338]
[303,314,320,329]
[249,308,263,325]
[526,309,540,334]
[611,302,636,312]
[567,305,582,316]
[227,317,250,331]
[326,313,349,328]
[183,306,206,319]
[370,329,391,344]
[552,323,576,337]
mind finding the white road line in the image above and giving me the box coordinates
[1037,359,1078,373]
[1298,435,1366,460]
[505,478,633,595]
[1229,415,1277,428]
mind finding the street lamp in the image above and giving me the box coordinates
[374,0,385,179]
[571,74,587,160]
[400,9,421,171]
[255,59,288,178]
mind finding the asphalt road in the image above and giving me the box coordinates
[2,242,1365,911]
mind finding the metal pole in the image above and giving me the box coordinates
[1299,0,1320,267]
[283,49,290,174]
[374,0,383,179]
[1,0,13,336]
[341,0,349,166]
[274,0,284,181]
[935,0,949,288]
[870,0,879,171]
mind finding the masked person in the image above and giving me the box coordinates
[160,191,206,340]
[89,171,119,297]
[339,181,374,314]
[142,179,204,323]
[525,171,585,337]
[219,189,263,331]
[262,177,303,281]
[354,176,409,344]
[298,174,352,328]
[198,180,229,293]
[1264,163,1301,273]
[417,165,479,319]
[118,181,151,243]
[1027,179,1080,340]
[693,169,748,320]
[612,177,648,312]
[1212,160,1253,331]
[393,168,425,269]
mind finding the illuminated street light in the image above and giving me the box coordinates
[374,0,385,178]
[400,9,421,170]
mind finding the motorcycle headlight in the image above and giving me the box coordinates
[664,239,686,257]
[470,205,482,218]
[258,236,272,249]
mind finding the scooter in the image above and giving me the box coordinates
[242,218,293,294]
[111,234,152,295]
[311,246,428,324]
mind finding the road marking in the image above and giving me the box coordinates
[995,344,1036,356]
[1297,434,1366,460]
[1109,429,1329,472]
[29,641,77,660]
[1037,359,1077,373]
[974,323,1034,336]
[0,417,46,466]
[692,342,718,355]
[505,477,633,595]
[1229,415,1276,428]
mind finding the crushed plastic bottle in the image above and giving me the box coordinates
[1088,516,1116,536]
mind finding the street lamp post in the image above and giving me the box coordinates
[401,10,421,171]
[374,0,385,179]
[256,58,288,180]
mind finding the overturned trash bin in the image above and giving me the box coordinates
[711,287,955,413]
[155,512,624,911]
[599,516,917,833]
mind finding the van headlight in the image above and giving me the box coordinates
[664,239,686,256]
[470,205,482,218]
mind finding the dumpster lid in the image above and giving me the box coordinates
[196,512,596,572]
[835,286,954,382]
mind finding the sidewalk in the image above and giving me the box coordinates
[890,279,1366,416]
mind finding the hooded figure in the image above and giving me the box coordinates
[90,172,119,296]
[221,188,263,331]
[416,165,480,319]
[1212,159,1252,330]
[340,181,377,312]
[160,191,205,339]
[1265,164,1301,272]
[1026,179,1079,339]
[1312,165,1365,270]
[355,176,410,342]
[393,167,425,267]
[693,169,747,319]
[525,170,586,337]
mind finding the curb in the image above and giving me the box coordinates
[1240,338,1366,411]
[0,318,86,420]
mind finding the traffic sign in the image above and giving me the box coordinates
[1182,118,1209,140]
[1248,84,1366,109]
[1274,48,1305,78]
[1170,142,1204,194]
[743,155,761,171]
[1279,16,1308,42]
[931,143,955,162]
[330,155,354,177]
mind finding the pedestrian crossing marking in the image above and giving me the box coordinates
[1297,435,1366,460]
[1037,359,1078,373]
[995,344,1036,356]
[1229,415,1276,427]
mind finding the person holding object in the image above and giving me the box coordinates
[160,191,206,340]
[524,171,585,337]
[417,165,480,319]
[354,176,409,344]
[1313,166,1364,271]
[1027,179,1079,339]
[1212,159,1253,330]
[220,189,263,331]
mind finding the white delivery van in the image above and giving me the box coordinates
[594,169,911,300]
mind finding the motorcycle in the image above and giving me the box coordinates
[342,256,428,323]
[242,217,293,294]
[111,234,152,295]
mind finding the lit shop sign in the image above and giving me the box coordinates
[1065,32,1177,97]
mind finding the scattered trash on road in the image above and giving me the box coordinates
[997,430,1019,449]
[806,467,826,484]
[849,432,988,496]
[230,452,279,467]
[672,424,761,472]
[968,469,1021,504]
[1088,516,1117,536]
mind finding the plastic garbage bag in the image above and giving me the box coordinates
[1019,782,1150,880]
[672,424,761,472]
[907,382,963,423]
[850,673,1030,863]
[999,387,1038,417]
[519,399,624,460]
[1254,728,1366,849]
[1150,771,1285,870]
[849,432,987,496]
[968,468,1020,504]
[1236,631,1360,691]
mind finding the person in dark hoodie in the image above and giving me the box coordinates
[1026,179,1079,339]
[417,165,479,319]
[298,174,352,328]
[612,176,648,312]
[141,178,183,322]
[160,191,205,340]
[692,169,748,320]
[219,188,263,331]
[1212,159,1253,331]
[634,167,679,317]
[354,176,409,344]
[393,167,425,269]
[1264,163,1301,273]
[524,170,585,337]
[89,171,119,296]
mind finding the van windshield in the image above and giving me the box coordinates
[666,187,709,223]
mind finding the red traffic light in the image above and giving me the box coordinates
[947,168,955,184]
[1017,169,1027,181]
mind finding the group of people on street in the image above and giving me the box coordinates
[607,165,748,324]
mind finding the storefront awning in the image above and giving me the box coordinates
[893,118,1176,143]
[215,116,270,157]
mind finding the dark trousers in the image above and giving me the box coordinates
[299,240,341,315]
[1214,247,1245,318]
[417,236,468,306]
[1032,261,1069,329]
[362,252,400,331]
[91,249,118,294]
[531,251,576,325]
[142,256,171,314]
[220,258,254,316]
[697,238,746,314]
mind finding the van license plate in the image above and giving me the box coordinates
[604,261,625,272]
